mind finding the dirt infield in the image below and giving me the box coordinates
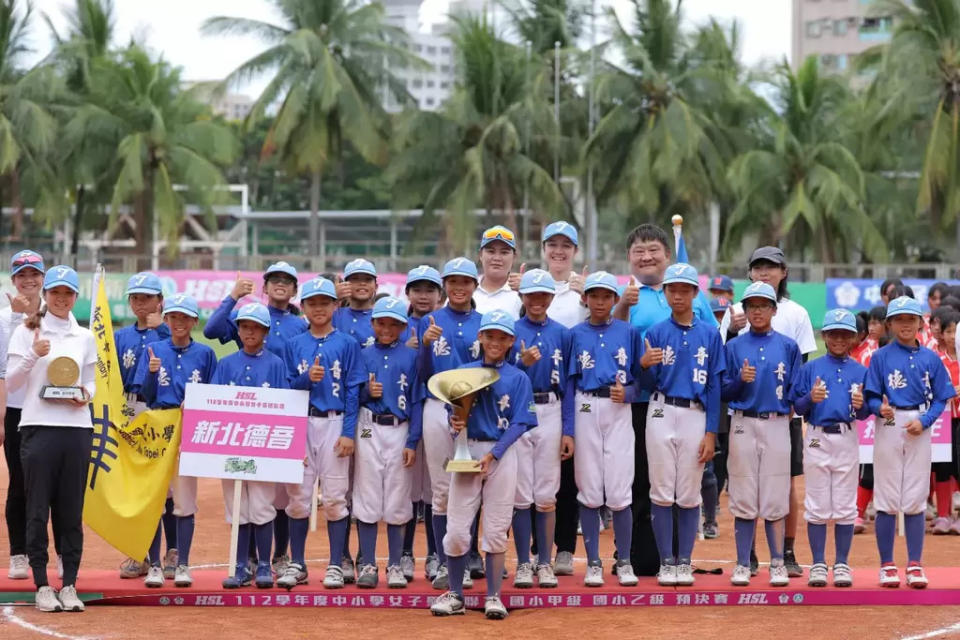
[2,460,960,639]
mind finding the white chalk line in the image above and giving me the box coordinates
[1,605,101,640]
[900,622,960,640]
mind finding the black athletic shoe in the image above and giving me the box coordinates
[784,550,803,578]
[749,549,759,577]
[468,552,485,579]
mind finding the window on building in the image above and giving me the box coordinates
[837,54,848,70]
[427,46,437,55]
[833,19,848,36]
[412,79,423,88]
[414,44,423,53]
[806,20,822,38]
[820,54,837,69]
[426,80,435,88]
[440,81,450,89]
[440,64,451,73]
[426,98,435,106]
[441,46,451,54]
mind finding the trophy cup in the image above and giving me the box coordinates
[40,356,84,400]
[428,368,501,473]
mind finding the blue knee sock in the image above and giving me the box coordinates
[675,506,698,563]
[162,498,177,551]
[247,530,257,562]
[149,522,162,565]
[387,524,403,567]
[612,507,633,562]
[834,523,854,565]
[905,512,925,563]
[254,522,272,567]
[358,521,378,567]
[650,504,675,564]
[432,513,448,564]
[535,510,556,567]
[235,523,252,568]
[579,505,601,564]
[512,508,532,564]
[273,511,289,559]
[289,517,309,566]
[403,503,418,553]
[485,552,505,598]
[176,515,195,566]
[734,518,756,567]
[328,517,349,566]
[447,553,467,597]
[764,518,784,561]
[875,511,896,565]
[424,505,436,555]
[807,523,827,565]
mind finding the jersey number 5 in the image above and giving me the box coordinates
[692,368,707,385]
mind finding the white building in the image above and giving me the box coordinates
[383,0,456,111]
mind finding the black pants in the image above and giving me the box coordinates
[554,457,579,554]
[21,426,92,587]
[630,403,660,576]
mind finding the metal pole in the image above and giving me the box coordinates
[523,41,531,257]
[554,40,561,185]
[586,0,598,265]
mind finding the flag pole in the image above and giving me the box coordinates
[228,480,242,577]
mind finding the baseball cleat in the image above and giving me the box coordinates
[400,553,415,582]
[702,522,718,539]
[932,516,951,535]
[832,563,853,588]
[34,586,62,613]
[7,554,29,580]
[323,565,345,589]
[425,553,439,581]
[674,563,694,587]
[584,563,604,587]
[906,563,928,589]
[513,562,534,588]
[616,561,639,587]
[341,556,356,584]
[431,564,449,590]
[430,591,465,616]
[769,561,789,587]
[255,562,274,589]
[468,552,485,579]
[657,564,678,587]
[783,550,803,578]
[144,565,164,588]
[120,557,149,579]
[357,564,378,589]
[462,569,474,589]
[553,551,574,576]
[536,563,558,588]
[163,549,179,579]
[57,586,85,613]
[879,563,899,588]
[484,596,508,620]
[730,565,751,586]
[278,563,309,589]
[387,564,407,588]
[174,564,193,588]
[807,563,828,587]
[222,567,252,589]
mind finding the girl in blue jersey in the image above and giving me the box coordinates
[333,259,379,348]
[864,296,956,589]
[419,257,483,591]
[213,303,289,590]
[133,294,217,589]
[508,269,574,589]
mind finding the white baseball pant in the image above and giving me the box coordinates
[409,439,433,504]
[573,393,634,510]
[285,415,350,521]
[172,474,198,517]
[352,409,413,525]
[803,424,858,525]
[874,408,931,516]
[443,441,518,556]
[645,395,706,508]
[727,413,790,520]
[422,397,454,514]
[222,480,277,526]
[515,398,563,512]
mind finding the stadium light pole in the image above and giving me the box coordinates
[586,0,598,265]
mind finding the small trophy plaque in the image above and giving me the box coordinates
[40,356,84,400]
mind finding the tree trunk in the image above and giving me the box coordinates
[309,169,321,258]
[71,185,85,265]
[10,168,23,241]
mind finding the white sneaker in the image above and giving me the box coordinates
[730,564,751,586]
[769,561,789,587]
[341,556,356,584]
[387,564,407,588]
[57,555,63,579]
[323,565,345,589]
[35,586,62,612]
[425,553,439,581]
[833,562,853,588]
[277,562,308,589]
[484,595,508,620]
[431,564,449,590]
[584,563,604,587]
[657,564,678,586]
[907,564,928,589]
[879,564,900,588]
[58,585,84,612]
[808,563,828,587]
[675,563,694,586]
[144,565,164,588]
[513,562,534,588]
[536,563,558,588]
[554,551,574,576]
[174,564,192,587]
[462,568,473,589]
[8,554,29,580]
[953,491,960,512]
[616,562,639,586]
[430,591,465,616]
[400,554,415,582]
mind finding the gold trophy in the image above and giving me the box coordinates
[428,368,500,473]
[40,356,84,400]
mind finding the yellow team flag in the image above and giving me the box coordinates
[83,266,183,560]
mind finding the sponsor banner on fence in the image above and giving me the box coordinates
[857,411,953,464]
[180,383,309,483]
[827,278,960,313]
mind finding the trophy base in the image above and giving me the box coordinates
[40,386,83,400]
[445,458,482,473]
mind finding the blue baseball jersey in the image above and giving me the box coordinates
[334,307,375,348]
[360,341,424,449]
[509,316,575,437]
[721,330,803,415]
[284,328,366,438]
[567,318,642,392]
[115,323,171,392]
[133,338,218,409]
[211,349,289,389]
[637,316,726,433]
[864,341,957,429]
[418,306,483,399]
[794,354,870,425]
[204,296,307,358]
[457,360,538,459]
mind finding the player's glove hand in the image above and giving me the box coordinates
[904,419,923,436]
[335,436,355,457]
[402,447,416,467]
[640,338,663,369]
[560,435,575,460]
[697,432,716,463]
[740,358,756,383]
[811,377,827,403]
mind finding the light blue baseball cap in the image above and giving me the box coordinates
[740,281,777,305]
[126,271,163,295]
[441,257,479,282]
[236,302,270,328]
[663,262,699,287]
[372,296,409,323]
[541,221,578,246]
[886,296,922,319]
[43,265,79,294]
[164,293,199,318]
[264,261,298,281]
[479,225,517,250]
[406,264,442,288]
[584,271,619,294]
[822,308,857,332]
[344,258,377,279]
[479,310,516,336]
[519,269,556,294]
[11,250,44,276]
[300,277,338,301]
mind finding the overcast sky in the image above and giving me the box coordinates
[32,0,792,95]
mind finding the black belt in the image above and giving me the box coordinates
[372,413,403,426]
[738,410,789,420]
[309,408,343,417]
[533,391,557,404]
[586,387,611,398]
[813,423,850,434]
[656,393,701,410]
[125,393,147,403]
[895,404,926,411]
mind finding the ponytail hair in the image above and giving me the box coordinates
[24,304,47,330]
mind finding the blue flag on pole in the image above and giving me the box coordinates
[673,222,689,263]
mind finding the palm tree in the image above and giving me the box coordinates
[202,0,422,257]
[386,15,563,253]
[725,58,887,264]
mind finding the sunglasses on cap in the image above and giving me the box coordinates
[13,254,42,267]
[482,227,515,243]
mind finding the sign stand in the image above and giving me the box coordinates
[227,480,242,577]
[309,481,319,532]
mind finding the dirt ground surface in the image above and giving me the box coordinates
[2,462,960,639]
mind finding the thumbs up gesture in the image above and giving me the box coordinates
[230,271,255,301]
[335,274,352,301]
[32,328,50,357]
[147,346,161,373]
[880,394,894,420]
[422,315,443,346]
[7,292,29,314]
[368,372,383,398]
[740,358,756,383]
[811,377,827,403]
[508,263,527,292]
[640,338,663,369]
[145,299,163,330]
[610,378,626,403]
[851,383,864,410]
[309,355,325,382]
[569,265,589,295]
[622,276,640,307]
[519,339,541,367]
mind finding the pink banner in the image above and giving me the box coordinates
[857,412,953,463]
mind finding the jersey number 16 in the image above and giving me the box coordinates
[692,368,707,385]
